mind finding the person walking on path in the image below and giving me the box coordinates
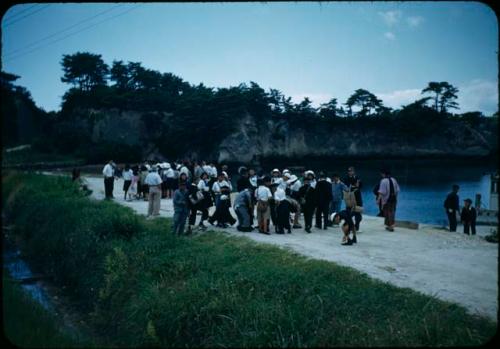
[234,188,254,232]
[187,173,211,233]
[377,169,400,232]
[127,166,139,201]
[461,198,477,235]
[315,171,333,230]
[444,184,460,232]
[255,176,273,235]
[145,166,163,218]
[122,164,133,201]
[102,160,116,199]
[172,180,190,236]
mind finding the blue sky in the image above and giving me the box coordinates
[2,1,498,114]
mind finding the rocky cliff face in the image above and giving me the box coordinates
[215,113,498,163]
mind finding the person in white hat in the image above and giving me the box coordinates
[279,172,291,191]
[274,188,292,234]
[271,168,282,185]
[286,174,302,228]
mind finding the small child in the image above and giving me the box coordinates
[274,188,292,234]
[172,181,189,236]
[460,198,477,235]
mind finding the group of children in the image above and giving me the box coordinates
[166,164,365,245]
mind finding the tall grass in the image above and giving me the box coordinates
[2,275,89,347]
[2,172,497,347]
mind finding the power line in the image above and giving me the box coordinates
[3,4,52,28]
[4,5,142,63]
[3,4,39,22]
[4,4,124,58]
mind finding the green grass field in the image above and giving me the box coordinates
[2,172,497,347]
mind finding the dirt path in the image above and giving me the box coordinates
[84,175,498,321]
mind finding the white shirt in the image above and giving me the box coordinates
[255,185,272,201]
[197,179,210,192]
[210,166,218,178]
[274,188,286,201]
[165,168,175,178]
[202,165,212,176]
[271,177,282,185]
[122,169,133,181]
[145,172,162,186]
[249,175,258,188]
[212,180,231,194]
[310,179,317,189]
[180,166,191,178]
[102,164,114,178]
[290,180,302,192]
[278,179,288,191]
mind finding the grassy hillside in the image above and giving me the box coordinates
[2,172,497,347]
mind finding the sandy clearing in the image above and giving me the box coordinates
[84,175,498,321]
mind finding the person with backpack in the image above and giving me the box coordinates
[377,169,400,232]
[343,166,363,232]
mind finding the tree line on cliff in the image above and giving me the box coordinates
[1,51,497,162]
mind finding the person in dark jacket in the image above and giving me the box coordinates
[343,166,363,231]
[315,171,333,230]
[460,198,476,235]
[236,167,251,192]
[172,180,189,236]
[298,177,317,233]
[444,184,460,232]
[274,188,292,234]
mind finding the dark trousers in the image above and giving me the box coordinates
[464,222,476,235]
[104,177,114,198]
[447,210,457,232]
[303,205,314,229]
[189,206,208,225]
[269,199,277,226]
[315,202,330,228]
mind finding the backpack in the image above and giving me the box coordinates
[343,188,357,208]
[387,177,397,204]
[189,190,204,205]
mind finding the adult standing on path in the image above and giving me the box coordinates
[343,166,363,232]
[329,173,347,223]
[172,180,189,236]
[444,184,460,232]
[315,171,333,230]
[102,160,116,199]
[122,164,133,201]
[377,169,400,232]
[145,166,163,218]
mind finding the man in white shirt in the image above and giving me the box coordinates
[255,176,273,235]
[145,166,163,218]
[102,160,116,199]
[377,169,400,232]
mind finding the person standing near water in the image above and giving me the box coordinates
[460,198,477,235]
[145,166,162,218]
[343,166,363,232]
[377,169,400,232]
[444,184,460,232]
[122,164,133,201]
[315,171,333,230]
[102,160,116,199]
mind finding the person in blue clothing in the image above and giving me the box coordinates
[172,180,189,236]
[329,173,347,226]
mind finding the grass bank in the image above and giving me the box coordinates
[2,275,89,347]
[2,172,497,347]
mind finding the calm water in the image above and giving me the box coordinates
[234,158,498,226]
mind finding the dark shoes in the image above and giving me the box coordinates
[341,238,353,246]
[292,224,302,229]
[305,227,311,234]
[352,235,357,244]
[385,226,394,232]
[287,230,292,234]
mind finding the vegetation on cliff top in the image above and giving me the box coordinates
[1,52,498,162]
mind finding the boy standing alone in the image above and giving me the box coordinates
[460,198,477,235]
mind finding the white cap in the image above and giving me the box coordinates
[272,168,280,174]
[222,171,228,178]
[283,172,291,179]
[305,170,315,177]
[326,177,332,183]
[164,162,171,169]
[220,195,228,200]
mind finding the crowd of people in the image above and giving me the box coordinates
[101,159,403,246]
